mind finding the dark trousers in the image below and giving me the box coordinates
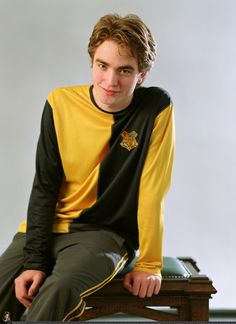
[0,231,128,321]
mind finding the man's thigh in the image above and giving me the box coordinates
[0,233,26,318]
[0,233,25,285]
[52,229,128,285]
[26,230,128,321]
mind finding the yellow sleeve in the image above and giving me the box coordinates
[134,104,175,275]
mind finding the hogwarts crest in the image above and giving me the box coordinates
[120,131,139,151]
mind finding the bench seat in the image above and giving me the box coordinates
[80,257,217,321]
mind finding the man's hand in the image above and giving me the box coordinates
[15,270,46,308]
[123,270,161,298]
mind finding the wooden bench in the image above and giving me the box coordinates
[80,257,217,321]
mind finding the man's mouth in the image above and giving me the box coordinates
[102,87,120,96]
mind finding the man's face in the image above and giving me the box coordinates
[92,40,146,113]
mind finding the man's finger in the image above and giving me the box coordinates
[154,278,161,295]
[145,277,156,297]
[132,275,141,296]
[28,278,41,297]
[20,295,34,308]
[123,273,133,292]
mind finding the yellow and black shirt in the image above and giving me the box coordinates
[18,84,175,275]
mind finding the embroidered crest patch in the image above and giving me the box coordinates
[120,131,138,151]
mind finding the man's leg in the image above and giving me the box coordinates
[26,230,128,321]
[0,233,26,320]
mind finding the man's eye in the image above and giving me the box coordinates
[98,63,106,70]
[120,69,131,74]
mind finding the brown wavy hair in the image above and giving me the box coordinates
[88,14,157,72]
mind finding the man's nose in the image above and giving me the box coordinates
[106,70,119,86]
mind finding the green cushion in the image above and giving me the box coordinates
[118,256,191,278]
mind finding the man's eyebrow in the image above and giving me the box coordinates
[118,65,135,71]
[95,59,108,65]
[95,59,135,71]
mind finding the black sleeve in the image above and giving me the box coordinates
[23,100,63,272]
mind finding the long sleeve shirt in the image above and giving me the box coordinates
[18,84,175,275]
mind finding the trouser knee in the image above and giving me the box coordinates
[26,276,83,321]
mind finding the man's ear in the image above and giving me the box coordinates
[137,71,148,85]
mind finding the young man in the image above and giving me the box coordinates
[0,14,174,321]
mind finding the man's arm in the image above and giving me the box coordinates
[23,100,63,272]
[124,103,175,297]
[15,100,63,306]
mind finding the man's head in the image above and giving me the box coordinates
[88,14,157,112]
[88,14,157,73]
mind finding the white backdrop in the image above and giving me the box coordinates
[0,0,235,309]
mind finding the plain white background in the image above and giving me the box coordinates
[0,0,235,309]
